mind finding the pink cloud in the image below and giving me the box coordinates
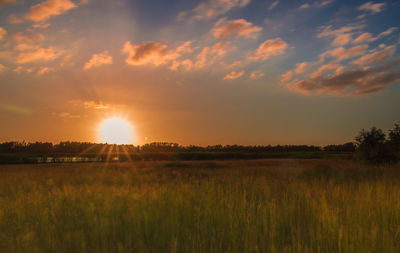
[25,0,77,22]
[84,51,113,70]
[247,38,288,61]
[223,70,244,80]
[212,18,262,39]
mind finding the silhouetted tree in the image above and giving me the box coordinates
[388,123,400,160]
[355,127,388,163]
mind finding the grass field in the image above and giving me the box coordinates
[1,159,400,252]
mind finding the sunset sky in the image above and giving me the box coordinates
[0,0,399,145]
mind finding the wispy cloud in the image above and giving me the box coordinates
[247,38,288,61]
[353,45,396,66]
[178,0,250,21]
[295,62,308,74]
[268,1,279,10]
[69,100,111,110]
[358,1,386,14]
[13,31,45,44]
[249,70,264,80]
[37,66,53,75]
[212,18,262,39]
[223,70,244,80]
[16,47,63,64]
[195,41,234,68]
[84,51,113,70]
[320,45,368,61]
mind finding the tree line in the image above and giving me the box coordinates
[0,141,354,155]
[0,122,398,164]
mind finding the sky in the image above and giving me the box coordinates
[0,0,399,146]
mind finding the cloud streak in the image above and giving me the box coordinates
[178,0,250,21]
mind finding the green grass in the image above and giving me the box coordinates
[1,159,400,252]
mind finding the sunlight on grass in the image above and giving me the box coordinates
[1,160,400,252]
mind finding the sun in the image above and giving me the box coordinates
[98,117,135,144]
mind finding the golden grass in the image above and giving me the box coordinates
[0,159,400,252]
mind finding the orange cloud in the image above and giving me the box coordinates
[69,100,110,110]
[37,66,53,75]
[332,33,352,46]
[84,51,113,70]
[249,70,264,80]
[280,70,293,82]
[353,32,374,44]
[353,45,396,66]
[223,70,244,80]
[170,59,193,71]
[13,31,45,44]
[0,27,6,40]
[320,45,368,61]
[195,41,234,68]
[212,18,262,39]
[16,47,62,64]
[284,58,400,96]
[295,62,308,74]
[317,25,364,46]
[25,0,77,22]
[0,64,5,73]
[122,41,175,66]
[358,1,386,14]
[248,38,288,61]
[309,63,340,79]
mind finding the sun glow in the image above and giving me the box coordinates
[98,117,135,144]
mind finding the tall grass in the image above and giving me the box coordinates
[1,159,400,252]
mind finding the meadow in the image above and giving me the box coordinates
[1,159,400,252]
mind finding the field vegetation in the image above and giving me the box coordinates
[1,159,400,252]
